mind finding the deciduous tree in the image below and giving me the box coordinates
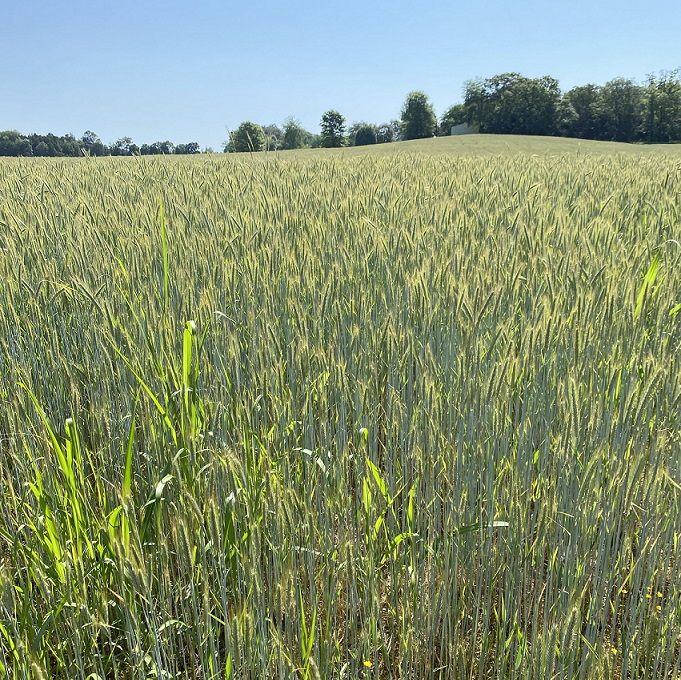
[400,91,437,139]
[599,78,644,142]
[376,123,395,144]
[111,137,139,156]
[227,122,266,152]
[81,130,105,156]
[463,74,560,136]
[281,117,309,150]
[320,110,346,148]
[562,85,603,139]
[0,130,33,156]
[642,70,681,143]
[348,122,377,146]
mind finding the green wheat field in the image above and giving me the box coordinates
[1,136,680,679]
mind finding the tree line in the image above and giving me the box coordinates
[227,70,681,152]
[0,130,205,157]
[224,114,400,152]
[460,70,681,142]
[2,69,680,157]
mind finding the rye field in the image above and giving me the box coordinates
[0,137,680,679]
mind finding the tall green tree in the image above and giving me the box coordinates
[320,110,346,148]
[399,91,437,139]
[376,123,395,143]
[81,130,106,156]
[0,130,33,156]
[463,74,560,136]
[562,85,603,139]
[158,141,175,154]
[281,117,309,149]
[555,97,579,137]
[111,137,139,156]
[642,70,681,143]
[59,134,82,156]
[348,122,377,146]
[599,78,644,142]
[227,122,266,152]
[515,76,561,135]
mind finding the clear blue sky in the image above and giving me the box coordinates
[2,0,680,150]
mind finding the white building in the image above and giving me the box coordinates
[450,124,476,136]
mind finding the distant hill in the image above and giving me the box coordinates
[278,134,681,158]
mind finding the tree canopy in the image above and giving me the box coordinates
[376,123,396,144]
[227,122,267,153]
[643,69,681,142]
[320,110,346,148]
[458,70,681,143]
[463,73,561,136]
[347,122,377,146]
[0,130,203,157]
[399,91,437,140]
[281,118,309,150]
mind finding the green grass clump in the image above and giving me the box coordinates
[0,138,680,678]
